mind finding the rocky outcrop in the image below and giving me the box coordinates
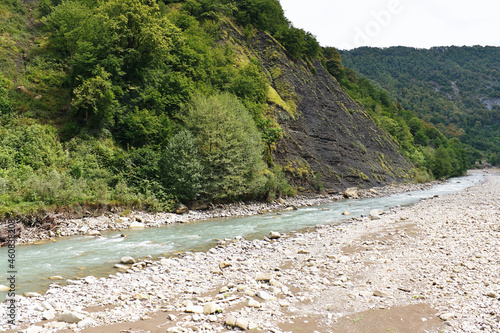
[223,23,415,192]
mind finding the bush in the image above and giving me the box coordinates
[180,92,266,200]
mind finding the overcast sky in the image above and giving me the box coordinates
[279,0,500,50]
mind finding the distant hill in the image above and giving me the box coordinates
[340,46,500,165]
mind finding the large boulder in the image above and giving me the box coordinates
[175,204,188,214]
[343,187,359,198]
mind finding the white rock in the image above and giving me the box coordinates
[77,318,95,329]
[49,276,63,280]
[120,256,136,264]
[129,221,146,229]
[25,326,44,333]
[0,285,9,291]
[42,310,56,320]
[58,311,85,323]
[268,231,281,239]
[24,292,41,298]
[256,272,272,282]
[185,305,204,314]
[203,302,220,314]
[235,317,249,330]
[225,315,237,326]
[87,230,101,236]
[256,290,273,301]
[439,313,456,321]
[247,299,261,308]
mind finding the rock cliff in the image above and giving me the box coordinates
[223,22,415,191]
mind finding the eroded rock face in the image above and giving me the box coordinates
[224,24,415,191]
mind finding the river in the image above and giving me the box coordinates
[0,173,484,299]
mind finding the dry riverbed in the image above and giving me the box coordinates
[2,170,500,332]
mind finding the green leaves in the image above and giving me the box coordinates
[162,93,266,202]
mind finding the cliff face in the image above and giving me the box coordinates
[223,23,415,191]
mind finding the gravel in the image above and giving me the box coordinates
[2,170,499,332]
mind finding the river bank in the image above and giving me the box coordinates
[2,169,499,332]
[4,179,443,246]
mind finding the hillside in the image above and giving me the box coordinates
[340,46,500,165]
[0,0,466,218]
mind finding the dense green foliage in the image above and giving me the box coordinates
[0,0,299,215]
[0,0,472,217]
[323,47,469,179]
[340,46,500,166]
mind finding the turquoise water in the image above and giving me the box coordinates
[0,173,484,298]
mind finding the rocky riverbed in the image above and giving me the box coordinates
[6,180,441,246]
[2,170,500,332]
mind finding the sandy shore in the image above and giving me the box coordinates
[2,169,499,332]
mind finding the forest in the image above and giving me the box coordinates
[0,0,469,217]
[340,46,500,166]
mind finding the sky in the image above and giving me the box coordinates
[278,0,500,50]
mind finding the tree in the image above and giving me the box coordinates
[181,93,266,200]
[161,130,204,202]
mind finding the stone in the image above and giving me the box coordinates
[225,315,237,326]
[185,305,204,314]
[247,299,261,308]
[268,231,281,239]
[58,311,85,323]
[113,263,130,270]
[129,221,145,229]
[84,276,98,284]
[49,276,63,280]
[219,261,232,269]
[16,85,31,95]
[369,209,385,220]
[235,317,249,330]
[42,310,56,320]
[359,291,374,297]
[248,321,259,330]
[175,204,188,214]
[439,313,456,321]
[256,290,273,301]
[87,230,101,236]
[373,290,390,298]
[256,272,272,282]
[77,318,94,329]
[25,326,44,333]
[269,279,283,288]
[134,293,148,300]
[338,255,351,263]
[342,211,351,215]
[24,292,42,298]
[203,302,220,315]
[343,187,359,198]
[0,285,10,291]
[120,256,136,264]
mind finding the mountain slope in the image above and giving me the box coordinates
[0,0,420,217]
[340,46,500,165]
[222,24,414,189]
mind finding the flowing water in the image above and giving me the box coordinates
[0,173,484,299]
